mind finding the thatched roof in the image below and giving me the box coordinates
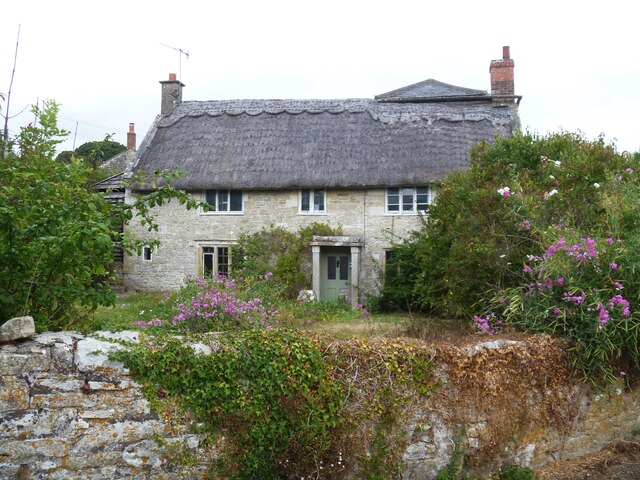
[131,81,520,191]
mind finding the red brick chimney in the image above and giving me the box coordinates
[126,123,136,150]
[490,46,515,105]
[159,73,185,115]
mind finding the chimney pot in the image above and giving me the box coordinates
[127,123,136,150]
[169,73,177,81]
[502,46,510,60]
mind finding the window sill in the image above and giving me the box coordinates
[200,211,244,216]
[298,211,328,216]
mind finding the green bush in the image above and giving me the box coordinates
[383,132,635,318]
[382,131,640,385]
[233,223,342,298]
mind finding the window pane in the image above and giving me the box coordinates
[387,188,399,211]
[301,189,310,211]
[339,255,349,280]
[217,247,229,276]
[328,256,337,280]
[313,190,325,212]
[143,247,152,261]
[416,186,429,211]
[230,190,243,211]
[218,191,229,211]
[203,252,214,278]
[205,190,217,207]
[402,187,414,212]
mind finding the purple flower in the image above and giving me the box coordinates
[610,263,618,270]
[556,277,565,286]
[523,265,534,273]
[522,220,531,230]
[607,237,615,245]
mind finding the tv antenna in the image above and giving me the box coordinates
[160,42,190,81]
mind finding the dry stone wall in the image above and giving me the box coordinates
[2,332,640,479]
[0,331,204,480]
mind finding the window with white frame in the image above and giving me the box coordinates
[201,246,231,277]
[299,189,326,214]
[203,189,243,213]
[386,186,432,214]
[142,246,152,261]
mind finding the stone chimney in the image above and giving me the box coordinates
[126,123,136,150]
[160,73,185,115]
[490,46,515,105]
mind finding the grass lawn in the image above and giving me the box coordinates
[82,291,472,342]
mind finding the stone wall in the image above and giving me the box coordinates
[123,188,422,297]
[2,332,640,479]
[0,331,204,480]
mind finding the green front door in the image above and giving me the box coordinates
[320,248,351,301]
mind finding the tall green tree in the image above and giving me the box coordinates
[0,101,203,330]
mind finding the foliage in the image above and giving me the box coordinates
[491,464,534,480]
[167,274,280,333]
[0,102,115,329]
[112,329,436,478]
[233,223,342,298]
[56,139,126,166]
[0,102,206,330]
[384,132,633,318]
[482,233,640,386]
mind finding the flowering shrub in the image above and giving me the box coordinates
[483,232,640,385]
[383,132,638,317]
[172,275,280,332]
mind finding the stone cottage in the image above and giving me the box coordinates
[123,47,521,302]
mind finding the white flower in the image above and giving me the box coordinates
[497,186,511,197]
[593,182,600,188]
[544,189,558,199]
[549,175,555,179]
[500,254,506,259]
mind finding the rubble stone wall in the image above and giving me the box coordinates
[2,332,640,479]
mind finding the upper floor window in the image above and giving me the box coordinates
[203,189,243,214]
[299,189,326,214]
[386,186,432,214]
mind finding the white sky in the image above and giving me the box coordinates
[2,0,639,155]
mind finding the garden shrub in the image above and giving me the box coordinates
[233,223,342,298]
[384,131,635,318]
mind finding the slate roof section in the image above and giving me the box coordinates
[375,79,488,102]
[132,87,520,191]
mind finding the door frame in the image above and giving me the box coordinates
[311,236,362,306]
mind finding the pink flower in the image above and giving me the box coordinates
[523,265,534,273]
[610,263,618,270]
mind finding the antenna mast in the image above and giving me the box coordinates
[160,42,190,81]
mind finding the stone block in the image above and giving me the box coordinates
[0,437,69,461]
[0,343,51,375]
[0,408,81,440]
[0,376,29,413]
[75,336,130,375]
[0,316,35,342]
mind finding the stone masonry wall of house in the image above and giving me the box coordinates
[123,188,420,295]
[3,332,640,479]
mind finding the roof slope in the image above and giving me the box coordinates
[375,79,488,102]
[133,95,519,191]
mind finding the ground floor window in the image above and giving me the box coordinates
[202,246,231,277]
